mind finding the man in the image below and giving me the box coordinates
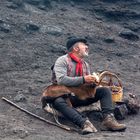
[51,37,126,134]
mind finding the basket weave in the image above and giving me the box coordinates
[110,86,123,102]
[98,71,123,102]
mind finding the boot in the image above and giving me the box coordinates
[102,113,127,131]
[82,119,97,135]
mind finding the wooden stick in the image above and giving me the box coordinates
[1,97,78,132]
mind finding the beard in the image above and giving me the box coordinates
[84,51,89,57]
[78,51,89,58]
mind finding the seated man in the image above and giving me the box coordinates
[51,37,126,134]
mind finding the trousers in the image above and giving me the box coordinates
[52,87,113,128]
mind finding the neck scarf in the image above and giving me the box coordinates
[69,53,83,76]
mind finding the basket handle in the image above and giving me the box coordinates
[98,71,122,88]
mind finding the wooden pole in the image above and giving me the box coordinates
[1,97,78,132]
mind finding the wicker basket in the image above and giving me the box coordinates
[98,71,123,102]
[110,86,123,102]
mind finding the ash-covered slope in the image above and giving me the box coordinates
[0,0,140,139]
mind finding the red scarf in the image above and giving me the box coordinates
[69,53,83,76]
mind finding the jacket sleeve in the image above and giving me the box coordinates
[54,56,84,86]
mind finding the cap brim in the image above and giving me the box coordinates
[66,37,87,50]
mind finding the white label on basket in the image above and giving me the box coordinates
[92,72,99,82]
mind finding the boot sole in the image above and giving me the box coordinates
[81,131,93,135]
[108,127,127,132]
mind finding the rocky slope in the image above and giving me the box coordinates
[0,0,140,140]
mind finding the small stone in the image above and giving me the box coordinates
[13,126,29,138]
[14,94,26,102]
[115,52,123,57]
[0,19,4,24]
[7,0,24,9]
[50,44,66,53]
[119,29,139,41]
[25,23,39,33]
[25,0,41,5]
[0,23,11,33]
[40,25,63,36]
[28,86,39,96]
[104,37,115,43]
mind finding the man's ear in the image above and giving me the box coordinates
[73,45,80,52]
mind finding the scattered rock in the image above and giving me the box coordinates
[123,23,140,32]
[28,86,39,96]
[115,52,123,57]
[105,9,140,21]
[31,64,40,69]
[25,22,40,33]
[49,44,66,53]
[24,0,52,10]
[13,126,29,139]
[60,7,68,12]
[7,0,24,9]
[0,23,11,33]
[0,19,4,24]
[0,1,140,140]
[119,29,139,41]
[38,0,52,9]
[40,25,63,36]
[14,94,26,102]
[37,4,46,10]
[25,0,41,5]
[104,37,115,43]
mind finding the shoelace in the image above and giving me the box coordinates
[107,115,118,124]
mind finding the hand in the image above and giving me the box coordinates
[84,75,99,84]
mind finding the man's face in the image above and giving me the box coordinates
[75,42,89,58]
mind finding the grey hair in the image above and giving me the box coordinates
[67,43,78,52]
[67,46,74,52]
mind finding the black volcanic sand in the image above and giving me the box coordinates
[0,0,140,140]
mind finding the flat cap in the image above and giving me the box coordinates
[66,37,87,50]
